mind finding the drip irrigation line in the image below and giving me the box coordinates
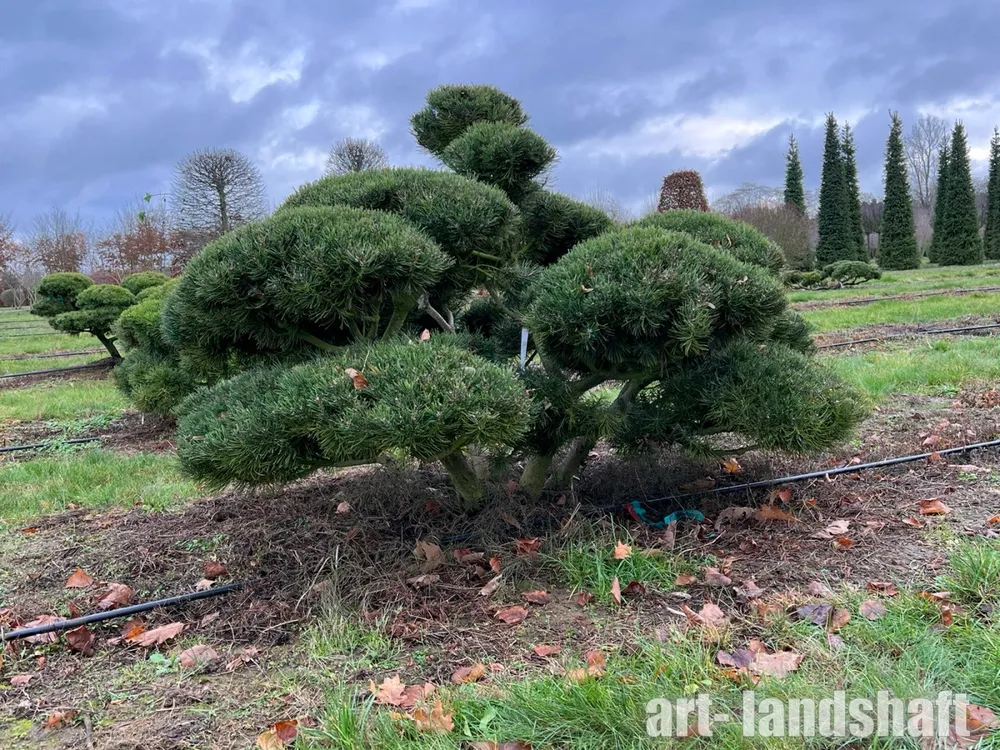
[1,331,62,338]
[794,284,1000,309]
[0,325,48,332]
[817,322,1000,350]
[1,583,243,642]
[0,437,102,454]
[0,349,103,362]
[0,361,108,380]
[589,437,1000,519]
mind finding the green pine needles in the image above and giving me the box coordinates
[878,112,921,270]
[114,84,866,509]
[984,128,1000,261]
[934,123,984,266]
[784,135,807,215]
[32,273,136,359]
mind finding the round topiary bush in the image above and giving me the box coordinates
[31,272,93,318]
[33,274,134,358]
[121,271,170,297]
[114,83,865,510]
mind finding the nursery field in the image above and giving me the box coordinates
[1,266,999,750]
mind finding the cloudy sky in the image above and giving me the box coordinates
[3,0,999,231]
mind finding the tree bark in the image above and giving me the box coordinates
[519,453,554,499]
[95,333,121,360]
[439,450,486,509]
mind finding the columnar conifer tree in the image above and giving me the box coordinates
[784,135,807,214]
[878,113,921,270]
[936,122,984,265]
[929,141,950,263]
[817,114,852,265]
[841,124,867,261]
[984,128,1000,261]
[115,85,865,510]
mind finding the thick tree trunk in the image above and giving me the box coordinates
[439,450,486,509]
[95,333,121,360]
[519,453,554,499]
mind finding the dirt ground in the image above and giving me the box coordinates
[1,393,998,748]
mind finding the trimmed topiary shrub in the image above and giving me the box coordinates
[119,84,865,510]
[120,271,170,297]
[32,273,134,358]
[656,170,709,212]
[822,260,882,286]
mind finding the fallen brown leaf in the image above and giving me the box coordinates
[178,644,219,669]
[495,606,528,625]
[489,556,502,573]
[811,519,851,540]
[683,602,728,629]
[754,505,799,524]
[721,457,742,474]
[479,575,503,598]
[406,574,440,589]
[610,577,622,605]
[344,367,368,389]
[452,663,487,684]
[866,581,900,596]
[413,540,444,573]
[23,614,65,644]
[514,538,542,556]
[532,644,561,657]
[10,674,33,687]
[622,580,647,598]
[203,561,228,579]
[65,567,94,589]
[95,582,133,611]
[806,581,834,598]
[919,498,952,516]
[522,590,551,605]
[65,625,96,656]
[703,567,733,587]
[127,621,185,648]
[574,591,594,606]
[752,650,804,678]
[613,541,632,560]
[195,578,214,592]
[419,328,431,342]
[829,608,851,631]
[413,699,454,734]
[859,599,887,620]
[44,711,78,729]
[796,603,833,627]
[371,675,407,706]
[225,646,260,672]
[902,517,923,528]
[674,573,698,586]
[737,579,764,600]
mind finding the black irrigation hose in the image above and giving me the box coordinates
[0,361,107,380]
[0,326,48,332]
[591,437,1000,518]
[794,284,1000,308]
[1,331,62,338]
[0,437,101,454]
[817,322,1000,350]
[0,349,103,362]
[1,583,243,642]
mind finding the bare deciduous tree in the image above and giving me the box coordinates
[904,113,948,212]
[325,137,389,175]
[31,208,90,273]
[171,148,269,234]
[860,198,884,258]
[583,187,631,223]
[96,198,174,281]
[730,203,815,269]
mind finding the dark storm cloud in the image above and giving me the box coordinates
[2,0,999,230]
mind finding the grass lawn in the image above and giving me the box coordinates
[801,291,1000,332]
[0,448,201,521]
[0,329,98,356]
[828,337,1000,399]
[0,353,104,376]
[0,377,127,421]
[789,262,1000,303]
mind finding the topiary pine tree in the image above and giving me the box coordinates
[936,122,984,266]
[656,170,709,212]
[120,271,170,297]
[984,128,1000,261]
[32,272,135,359]
[841,124,867,261]
[119,84,865,509]
[816,114,853,265]
[878,112,921,270]
[928,140,950,263]
[784,135,807,215]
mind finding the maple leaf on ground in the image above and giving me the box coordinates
[859,599,887,620]
[495,605,528,625]
[225,647,261,672]
[65,567,94,589]
[532,644,561,657]
[682,602,728,629]
[902,517,923,528]
[470,742,533,750]
[754,504,799,523]
[479,575,503,598]
[703,567,733,587]
[413,699,454,734]
[453,548,485,564]
[674,573,698,587]
[195,578,214,592]
[44,711,78,729]
[203,561,228,579]
[489,557,502,573]
[622,580,647,598]
[830,608,851,631]
[65,625,96,656]
[452,663,487,684]
[796,603,833,627]
[371,675,407,706]
[806,581,834,598]
[344,367,369,389]
[23,615,65,644]
[919,498,952,516]
[717,639,802,680]
[95,582,133,611]
[770,488,794,503]
[10,674,33,687]
[866,581,900,597]
[522,590,551,605]
[811,520,850,540]
[256,720,299,750]
[834,536,854,549]
[922,434,941,448]
[721,457,742,474]
[737,579,764,600]
[610,577,623,605]
[413,540,444,572]
[178,644,219,668]
[574,591,594,606]
[126,622,185,648]
[514,538,542,556]
[613,541,632,560]
[406,574,440,589]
